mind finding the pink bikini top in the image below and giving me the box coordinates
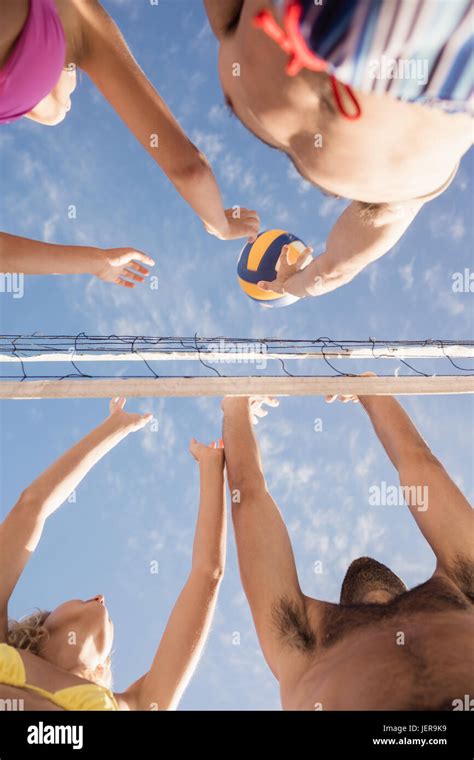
[0,0,66,124]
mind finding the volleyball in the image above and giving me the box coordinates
[237,229,307,308]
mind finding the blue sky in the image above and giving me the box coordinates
[0,0,473,710]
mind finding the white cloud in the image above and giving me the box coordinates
[188,71,207,91]
[399,259,414,290]
[423,263,442,289]
[428,211,466,241]
[318,196,342,218]
[191,21,213,49]
[287,163,311,194]
[42,213,60,241]
[421,263,469,320]
[208,105,227,125]
[437,291,466,317]
[368,263,379,293]
[218,153,257,192]
[451,218,465,240]
[191,130,224,162]
[332,513,386,574]
[140,408,176,458]
[354,446,377,479]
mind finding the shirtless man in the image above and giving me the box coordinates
[205,0,473,300]
[222,394,474,710]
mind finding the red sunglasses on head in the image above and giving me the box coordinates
[253,2,362,121]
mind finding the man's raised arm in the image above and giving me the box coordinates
[259,199,425,298]
[222,396,320,679]
[359,394,473,589]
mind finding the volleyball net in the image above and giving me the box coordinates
[0,335,472,398]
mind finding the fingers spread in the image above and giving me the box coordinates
[257,279,284,294]
[250,396,279,408]
[123,269,146,283]
[275,246,288,273]
[239,208,259,221]
[296,248,314,270]
[128,261,151,275]
[114,250,155,267]
[265,397,280,407]
[132,251,156,266]
[115,277,135,289]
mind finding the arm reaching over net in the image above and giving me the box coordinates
[0,232,155,288]
[77,1,259,242]
[0,398,151,641]
[258,199,425,298]
[221,397,323,680]
[119,439,226,711]
[328,385,474,592]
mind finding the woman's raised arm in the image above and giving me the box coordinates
[76,1,259,242]
[0,398,151,639]
[119,439,226,711]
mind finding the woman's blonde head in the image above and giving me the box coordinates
[7,610,112,689]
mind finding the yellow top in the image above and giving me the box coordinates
[0,643,119,711]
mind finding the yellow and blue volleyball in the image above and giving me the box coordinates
[237,229,306,308]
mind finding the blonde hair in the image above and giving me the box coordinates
[7,610,50,654]
[7,610,113,690]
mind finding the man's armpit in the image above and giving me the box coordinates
[356,199,424,227]
[445,556,474,601]
[271,595,317,654]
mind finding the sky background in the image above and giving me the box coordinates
[0,0,473,710]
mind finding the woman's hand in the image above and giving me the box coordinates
[325,372,377,404]
[189,438,225,467]
[205,208,260,242]
[92,248,155,288]
[248,396,279,425]
[257,244,314,297]
[108,397,153,431]
[221,396,279,425]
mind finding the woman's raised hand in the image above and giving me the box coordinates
[206,208,260,243]
[257,244,313,297]
[93,248,155,288]
[220,396,279,425]
[325,372,377,404]
[108,397,153,431]
[189,438,225,466]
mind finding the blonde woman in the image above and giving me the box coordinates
[0,398,226,710]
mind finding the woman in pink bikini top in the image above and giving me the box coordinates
[0,0,260,286]
[0,0,68,125]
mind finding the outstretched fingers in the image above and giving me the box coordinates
[257,278,285,293]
